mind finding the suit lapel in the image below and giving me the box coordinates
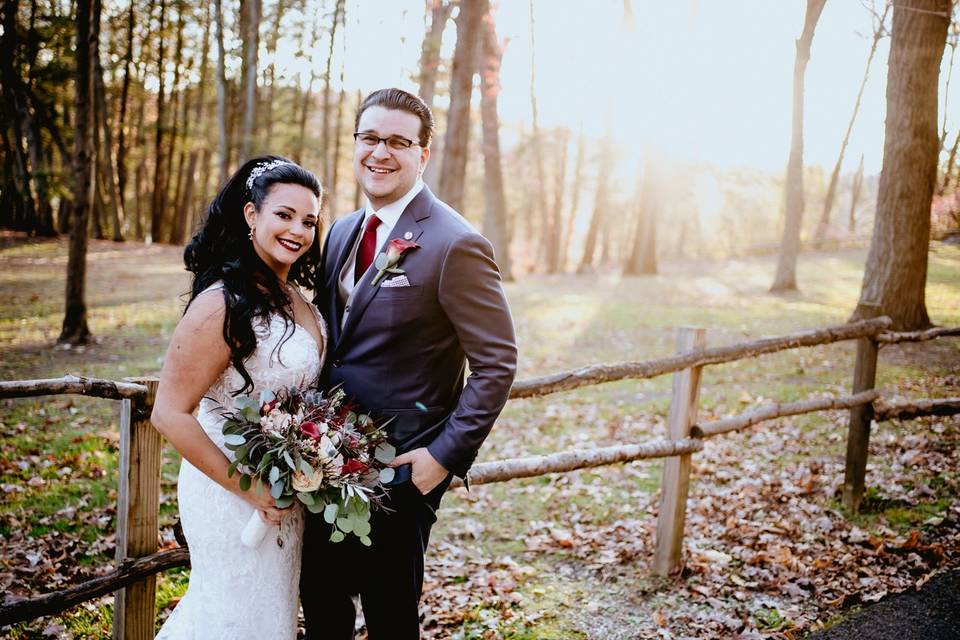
[326,210,364,347]
[336,188,432,351]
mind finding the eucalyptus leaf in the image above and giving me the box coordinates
[238,474,251,492]
[297,492,315,506]
[306,501,325,514]
[267,466,280,485]
[323,503,339,524]
[283,451,296,469]
[227,461,237,478]
[378,467,395,484]
[336,517,354,533]
[330,530,345,543]
[359,535,372,547]
[354,520,372,537]
[374,443,396,464]
[299,458,313,474]
[275,495,294,508]
[223,434,246,446]
[270,480,285,499]
[374,253,388,270]
[386,267,404,274]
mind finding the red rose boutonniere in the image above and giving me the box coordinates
[371,238,419,286]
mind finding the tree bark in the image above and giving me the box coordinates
[528,0,550,270]
[419,0,454,191]
[546,128,569,273]
[60,0,95,345]
[149,0,168,242]
[577,143,613,274]
[560,126,586,273]
[624,162,658,275]
[239,0,261,161]
[320,0,344,214]
[262,0,286,142]
[438,0,486,212]
[115,0,135,227]
[94,39,125,241]
[851,0,949,330]
[770,0,826,292]
[479,6,513,281]
[848,153,865,235]
[814,2,888,247]
[215,0,228,183]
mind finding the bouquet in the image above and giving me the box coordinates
[220,385,396,548]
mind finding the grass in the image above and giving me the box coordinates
[1,235,958,638]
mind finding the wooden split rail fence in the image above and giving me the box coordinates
[1,315,959,636]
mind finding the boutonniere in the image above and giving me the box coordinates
[371,238,420,286]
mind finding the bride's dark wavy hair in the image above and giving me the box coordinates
[183,155,322,395]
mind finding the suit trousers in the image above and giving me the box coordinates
[300,476,451,640]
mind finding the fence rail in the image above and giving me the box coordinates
[1,317,958,636]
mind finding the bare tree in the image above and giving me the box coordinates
[560,125,586,272]
[239,0,261,161]
[814,1,888,247]
[770,0,826,292]
[851,0,949,329]
[115,0,136,223]
[438,0,486,212]
[848,153,865,234]
[60,0,95,344]
[546,128,569,273]
[149,0,169,242]
[578,143,613,274]
[215,0,228,183]
[320,0,345,216]
[419,0,455,190]
[479,4,512,280]
[527,0,549,271]
[624,161,658,275]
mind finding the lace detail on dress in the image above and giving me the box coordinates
[156,284,327,640]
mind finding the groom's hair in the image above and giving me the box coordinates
[355,88,434,148]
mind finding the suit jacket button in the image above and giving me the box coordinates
[333,359,342,367]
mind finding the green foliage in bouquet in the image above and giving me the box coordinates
[221,386,396,546]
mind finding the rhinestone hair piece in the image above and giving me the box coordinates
[245,160,293,191]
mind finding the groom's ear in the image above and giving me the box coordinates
[419,146,430,173]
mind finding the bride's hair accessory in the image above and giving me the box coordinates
[246,160,293,191]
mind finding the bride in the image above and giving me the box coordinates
[150,156,326,638]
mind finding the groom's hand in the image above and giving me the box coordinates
[390,448,449,495]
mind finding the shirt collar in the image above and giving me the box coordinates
[364,179,424,229]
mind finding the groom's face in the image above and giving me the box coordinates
[353,106,429,210]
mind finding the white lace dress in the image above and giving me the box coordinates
[156,287,327,639]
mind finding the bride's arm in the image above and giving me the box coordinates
[150,291,284,524]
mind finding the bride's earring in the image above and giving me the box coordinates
[248,226,255,241]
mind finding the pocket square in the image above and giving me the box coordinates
[380,275,411,288]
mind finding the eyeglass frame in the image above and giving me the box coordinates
[352,131,422,151]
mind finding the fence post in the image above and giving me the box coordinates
[114,377,161,640]
[654,327,706,576]
[843,304,880,513]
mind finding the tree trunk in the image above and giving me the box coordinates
[438,0,486,213]
[88,0,106,241]
[419,0,454,109]
[262,0,286,142]
[94,42,125,241]
[172,150,199,244]
[479,5,513,281]
[848,153,865,235]
[163,8,189,243]
[546,128,569,273]
[814,2,888,248]
[560,126,586,273]
[60,0,94,345]
[624,163,658,275]
[215,0,228,183]
[239,0,261,161]
[149,0,168,242]
[851,0,948,330]
[320,0,344,213]
[294,14,323,165]
[578,144,613,274]
[527,0,550,271]
[115,0,135,225]
[419,1,454,191]
[940,127,960,194]
[770,0,826,292]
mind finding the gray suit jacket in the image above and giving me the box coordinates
[313,186,517,479]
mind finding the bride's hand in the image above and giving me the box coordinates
[240,486,287,525]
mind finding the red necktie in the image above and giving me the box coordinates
[355,215,382,283]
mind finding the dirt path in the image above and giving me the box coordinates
[806,568,960,640]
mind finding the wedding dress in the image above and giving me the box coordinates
[156,285,327,639]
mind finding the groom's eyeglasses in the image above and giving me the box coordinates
[353,132,420,151]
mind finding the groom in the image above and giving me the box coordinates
[303,88,518,638]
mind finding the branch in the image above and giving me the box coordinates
[0,375,148,400]
[509,317,892,399]
[874,397,960,422]
[452,438,704,488]
[0,548,189,627]
[692,391,879,438]
[877,326,960,344]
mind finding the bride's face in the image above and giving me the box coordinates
[244,183,320,280]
